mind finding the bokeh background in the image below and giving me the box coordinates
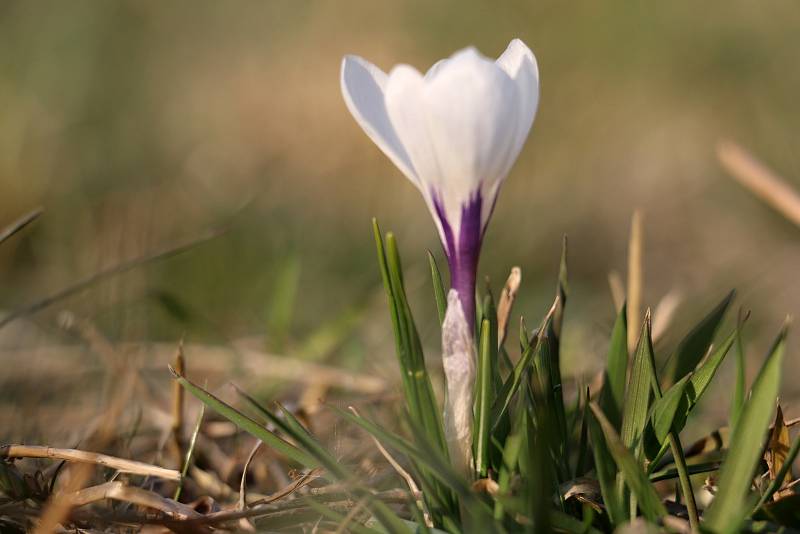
[1,1,799,443]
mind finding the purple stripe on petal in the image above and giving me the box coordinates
[431,190,483,330]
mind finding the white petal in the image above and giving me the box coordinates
[442,289,475,475]
[495,39,540,176]
[340,55,418,185]
[421,48,521,229]
[384,64,442,189]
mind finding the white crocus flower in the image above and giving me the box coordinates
[341,40,539,473]
[341,39,539,326]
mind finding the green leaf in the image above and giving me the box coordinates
[493,407,526,520]
[704,324,788,533]
[373,221,455,523]
[169,366,316,468]
[427,251,447,325]
[490,301,556,429]
[671,328,737,435]
[473,318,494,478]
[589,412,626,526]
[600,304,628,430]
[620,313,656,457]
[731,310,748,433]
[665,290,735,385]
[590,403,667,522]
[650,373,692,445]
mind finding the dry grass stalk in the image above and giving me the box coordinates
[627,210,643,353]
[172,340,186,462]
[333,495,369,534]
[496,266,522,348]
[0,224,229,331]
[717,140,800,227]
[1,445,180,481]
[652,290,683,343]
[0,206,43,245]
[608,270,625,313]
[65,481,201,520]
[349,406,431,527]
[33,368,137,534]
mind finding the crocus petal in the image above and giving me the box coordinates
[441,289,475,475]
[495,39,540,179]
[340,55,419,186]
[421,48,520,232]
[383,64,442,196]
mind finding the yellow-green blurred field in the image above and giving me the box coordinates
[1,0,799,461]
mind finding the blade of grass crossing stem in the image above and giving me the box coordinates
[427,251,447,325]
[704,324,787,533]
[600,305,628,430]
[665,290,735,385]
[590,403,667,522]
[169,366,316,467]
[474,319,494,478]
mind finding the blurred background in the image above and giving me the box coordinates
[1,1,799,444]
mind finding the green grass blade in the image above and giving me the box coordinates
[174,401,204,501]
[650,374,691,445]
[490,301,556,429]
[493,407,525,520]
[620,312,656,456]
[335,407,472,498]
[601,304,628,429]
[665,290,735,385]
[589,411,626,525]
[590,403,667,522]
[427,251,447,325]
[474,318,494,478]
[731,310,748,432]
[385,233,448,455]
[704,324,788,533]
[671,328,737,435]
[649,460,721,482]
[550,510,603,534]
[169,366,317,468]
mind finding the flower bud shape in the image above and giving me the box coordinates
[341,39,540,325]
